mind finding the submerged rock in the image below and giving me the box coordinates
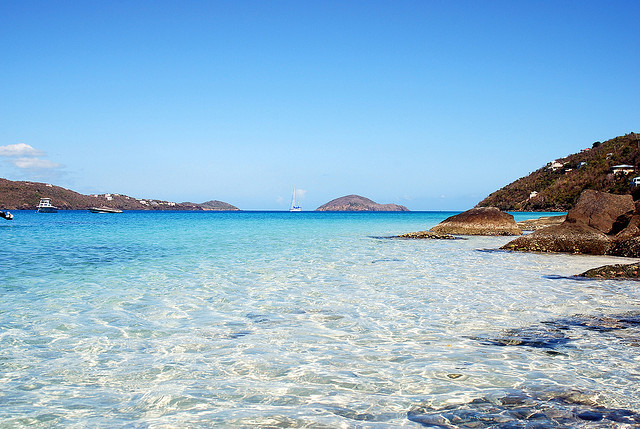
[473,311,640,350]
[408,387,640,428]
[473,323,571,350]
[395,231,457,239]
[430,207,522,236]
[426,313,640,427]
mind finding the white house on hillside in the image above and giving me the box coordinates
[548,161,564,171]
[611,165,636,174]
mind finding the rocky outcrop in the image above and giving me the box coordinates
[316,195,408,211]
[565,190,634,233]
[501,223,612,254]
[502,190,640,256]
[517,215,566,231]
[429,207,522,236]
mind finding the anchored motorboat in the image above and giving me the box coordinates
[36,198,58,213]
[88,206,123,213]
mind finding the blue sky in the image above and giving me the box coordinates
[1,1,638,210]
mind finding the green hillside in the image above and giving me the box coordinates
[478,133,640,211]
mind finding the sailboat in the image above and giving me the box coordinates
[289,187,302,212]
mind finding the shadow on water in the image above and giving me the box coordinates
[475,248,511,254]
[371,258,405,264]
[545,273,640,282]
[543,274,597,281]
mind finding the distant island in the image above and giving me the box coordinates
[478,132,640,211]
[186,200,239,211]
[316,195,409,211]
[0,178,239,211]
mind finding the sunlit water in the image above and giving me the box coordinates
[1,211,639,427]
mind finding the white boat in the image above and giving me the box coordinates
[289,187,302,212]
[88,206,123,213]
[36,198,58,213]
[0,210,12,220]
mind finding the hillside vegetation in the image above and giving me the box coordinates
[478,133,640,211]
[0,178,239,211]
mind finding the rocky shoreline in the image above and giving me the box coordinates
[397,191,640,279]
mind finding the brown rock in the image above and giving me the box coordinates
[565,190,634,234]
[501,223,612,254]
[609,237,640,258]
[578,263,640,279]
[613,201,640,239]
[517,215,566,231]
[614,214,640,240]
[430,207,522,236]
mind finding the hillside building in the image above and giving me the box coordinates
[611,165,636,174]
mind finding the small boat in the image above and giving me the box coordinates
[36,198,58,213]
[88,206,123,213]
[0,210,13,220]
[289,187,302,212]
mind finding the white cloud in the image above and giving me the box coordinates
[12,157,61,170]
[0,143,42,157]
[295,188,307,199]
[0,143,63,175]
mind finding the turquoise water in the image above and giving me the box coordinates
[1,210,639,427]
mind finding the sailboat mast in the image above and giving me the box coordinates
[289,186,301,211]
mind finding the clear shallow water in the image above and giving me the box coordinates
[1,210,639,427]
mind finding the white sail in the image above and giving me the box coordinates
[289,187,301,212]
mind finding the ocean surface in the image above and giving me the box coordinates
[1,210,640,427]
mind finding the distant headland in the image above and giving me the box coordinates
[0,178,239,211]
[316,195,409,211]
